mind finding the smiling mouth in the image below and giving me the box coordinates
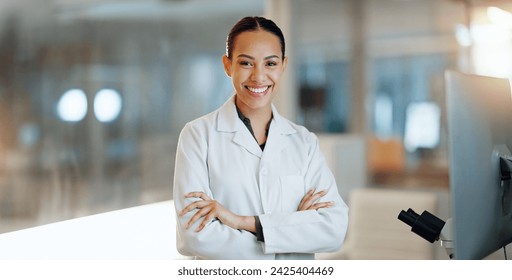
[246,85,271,94]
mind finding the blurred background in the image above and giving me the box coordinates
[0,0,511,259]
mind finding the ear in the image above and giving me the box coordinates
[282,56,288,72]
[222,55,232,77]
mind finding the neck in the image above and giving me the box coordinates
[235,97,272,125]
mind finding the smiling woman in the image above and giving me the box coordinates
[222,29,287,145]
[172,16,349,260]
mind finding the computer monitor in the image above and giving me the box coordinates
[445,70,512,259]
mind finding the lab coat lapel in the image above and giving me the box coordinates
[216,95,263,158]
[232,129,263,158]
[263,104,297,157]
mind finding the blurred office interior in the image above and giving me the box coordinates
[0,0,511,259]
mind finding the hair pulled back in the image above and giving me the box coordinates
[226,16,285,60]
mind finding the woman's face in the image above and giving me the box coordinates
[223,30,287,114]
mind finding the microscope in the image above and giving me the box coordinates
[398,208,454,259]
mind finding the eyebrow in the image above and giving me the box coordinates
[237,54,280,60]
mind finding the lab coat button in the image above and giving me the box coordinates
[261,168,268,175]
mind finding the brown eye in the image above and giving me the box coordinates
[266,61,278,67]
[240,61,252,67]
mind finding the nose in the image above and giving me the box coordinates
[250,65,266,83]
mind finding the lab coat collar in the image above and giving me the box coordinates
[216,95,296,158]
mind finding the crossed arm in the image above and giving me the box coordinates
[178,187,335,233]
[174,123,348,258]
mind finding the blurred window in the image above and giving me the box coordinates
[404,102,441,152]
[298,61,351,133]
[371,54,451,142]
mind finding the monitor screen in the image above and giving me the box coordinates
[445,70,512,259]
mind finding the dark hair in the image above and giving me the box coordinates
[226,16,285,60]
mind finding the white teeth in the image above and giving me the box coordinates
[247,86,269,93]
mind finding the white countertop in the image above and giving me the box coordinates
[0,200,188,259]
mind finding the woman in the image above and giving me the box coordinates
[173,16,348,260]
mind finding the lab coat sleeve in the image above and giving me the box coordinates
[258,132,349,254]
[173,122,269,260]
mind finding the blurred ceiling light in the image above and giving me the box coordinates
[57,89,88,122]
[487,6,512,28]
[470,22,512,78]
[94,89,122,123]
[455,24,472,47]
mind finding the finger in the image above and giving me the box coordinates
[179,201,199,217]
[179,200,210,216]
[195,213,215,232]
[308,201,335,211]
[180,201,211,224]
[300,192,325,211]
[298,188,316,210]
[185,204,213,229]
[309,190,327,203]
[300,190,327,210]
[185,192,211,200]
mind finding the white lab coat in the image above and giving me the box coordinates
[173,95,349,260]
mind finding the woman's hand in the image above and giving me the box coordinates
[179,192,255,233]
[298,188,335,211]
